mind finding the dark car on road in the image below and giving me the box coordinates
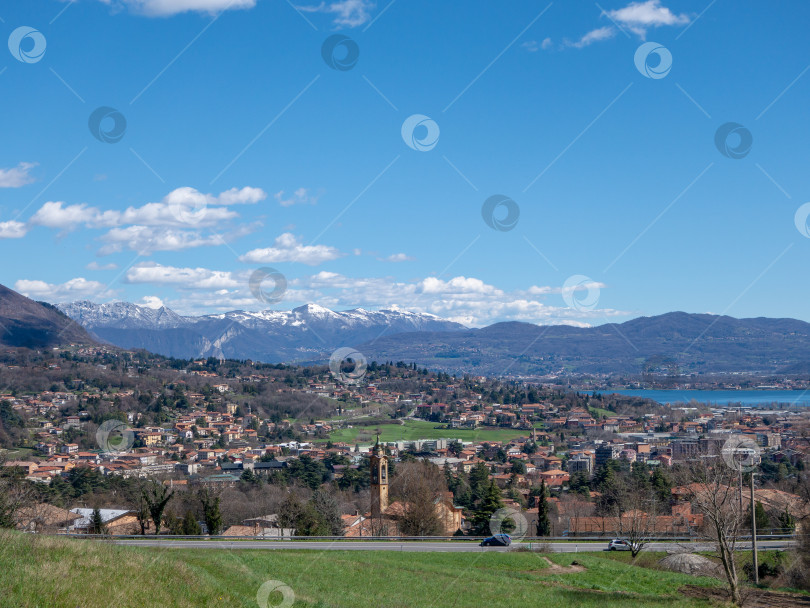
[480,534,512,547]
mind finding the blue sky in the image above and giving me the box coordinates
[1,0,809,327]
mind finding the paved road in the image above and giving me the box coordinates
[113,539,794,553]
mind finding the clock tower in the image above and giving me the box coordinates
[370,438,389,519]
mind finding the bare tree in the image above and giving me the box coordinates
[390,460,447,536]
[614,476,661,558]
[679,458,746,605]
[0,459,34,529]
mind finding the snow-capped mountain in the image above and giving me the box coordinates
[57,301,466,363]
[60,301,188,329]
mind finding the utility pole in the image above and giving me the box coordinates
[750,470,759,584]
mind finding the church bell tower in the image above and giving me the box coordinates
[370,438,389,519]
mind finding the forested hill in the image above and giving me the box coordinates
[360,312,810,376]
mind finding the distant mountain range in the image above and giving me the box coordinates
[0,287,795,376]
[358,312,810,376]
[0,285,95,348]
[57,300,465,362]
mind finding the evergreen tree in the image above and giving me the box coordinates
[749,500,770,532]
[181,510,202,535]
[650,466,672,504]
[199,489,223,536]
[536,480,551,536]
[89,508,106,535]
[569,471,591,497]
[777,508,796,533]
[472,481,504,536]
[240,469,260,485]
[469,462,491,504]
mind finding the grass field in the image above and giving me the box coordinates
[321,419,536,444]
[588,405,616,419]
[0,531,727,608]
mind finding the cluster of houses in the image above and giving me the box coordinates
[4,352,810,538]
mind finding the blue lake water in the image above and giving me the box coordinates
[605,389,810,407]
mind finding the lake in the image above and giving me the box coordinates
[605,389,810,407]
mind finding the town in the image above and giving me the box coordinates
[2,344,807,548]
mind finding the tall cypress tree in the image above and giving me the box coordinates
[536,480,551,536]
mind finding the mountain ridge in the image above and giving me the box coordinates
[0,285,96,348]
[358,311,810,376]
[48,296,810,376]
[57,299,466,362]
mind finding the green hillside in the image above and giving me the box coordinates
[0,531,724,608]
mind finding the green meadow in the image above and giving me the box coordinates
[0,531,727,608]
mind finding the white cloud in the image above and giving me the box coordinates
[87,261,119,271]
[30,202,98,229]
[140,295,165,309]
[522,40,539,52]
[275,188,319,207]
[125,262,240,290]
[88,0,256,17]
[566,26,616,48]
[381,253,413,262]
[98,226,239,256]
[0,162,36,188]
[605,0,689,38]
[420,276,499,296]
[218,186,267,205]
[560,1,689,50]
[296,0,375,27]
[284,272,625,327]
[116,264,628,325]
[239,233,344,265]
[29,187,260,231]
[14,277,114,302]
[0,221,28,239]
[25,186,262,254]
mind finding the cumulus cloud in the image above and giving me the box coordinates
[14,277,114,302]
[239,233,344,266]
[275,188,319,207]
[561,1,690,49]
[0,221,28,239]
[139,295,165,309]
[29,187,259,231]
[420,276,499,296]
[295,0,375,28]
[30,202,99,229]
[0,162,36,188]
[281,272,624,327]
[86,0,256,17]
[24,186,263,255]
[98,225,248,256]
[604,0,689,38]
[217,186,267,205]
[112,264,627,325]
[125,262,241,290]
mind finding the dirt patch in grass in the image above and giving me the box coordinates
[528,557,588,574]
[681,585,810,607]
